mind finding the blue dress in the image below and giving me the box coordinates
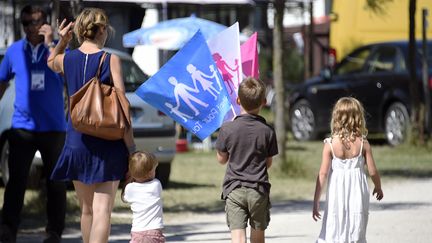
[51,50,128,184]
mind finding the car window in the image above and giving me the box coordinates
[121,58,149,92]
[334,48,371,75]
[367,46,398,73]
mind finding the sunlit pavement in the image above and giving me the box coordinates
[13,178,432,242]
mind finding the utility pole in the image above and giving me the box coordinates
[273,0,286,162]
[50,0,60,29]
[408,0,422,144]
[422,8,430,137]
[12,0,18,41]
[308,0,314,76]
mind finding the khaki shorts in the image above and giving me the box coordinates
[225,186,270,230]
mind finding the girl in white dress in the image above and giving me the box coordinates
[122,151,165,243]
[312,97,384,243]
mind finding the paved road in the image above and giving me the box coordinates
[14,178,432,242]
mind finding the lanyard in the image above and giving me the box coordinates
[27,43,46,64]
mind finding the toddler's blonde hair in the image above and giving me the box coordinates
[128,151,158,180]
[73,8,112,44]
[330,97,368,142]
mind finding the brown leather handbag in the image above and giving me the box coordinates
[70,52,131,140]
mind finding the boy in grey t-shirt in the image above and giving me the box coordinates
[215,77,278,243]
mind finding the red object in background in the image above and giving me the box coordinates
[176,139,188,152]
[328,48,337,68]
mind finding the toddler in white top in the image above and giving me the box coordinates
[122,151,165,243]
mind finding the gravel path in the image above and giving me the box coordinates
[13,178,432,242]
[163,178,432,243]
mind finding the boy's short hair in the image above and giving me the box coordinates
[238,77,266,111]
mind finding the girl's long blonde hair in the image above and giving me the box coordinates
[330,97,368,142]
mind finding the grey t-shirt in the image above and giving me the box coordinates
[215,113,278,199]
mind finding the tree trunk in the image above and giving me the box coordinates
[408,0,424,144]
[273,0,286,161]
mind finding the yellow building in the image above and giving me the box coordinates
[330,0,432,62]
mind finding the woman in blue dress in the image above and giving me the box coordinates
[47,8,135,243]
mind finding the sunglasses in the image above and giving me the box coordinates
[22,18,46,27]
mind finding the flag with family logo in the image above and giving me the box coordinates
[135,31,232,140]
[207,22,242,121]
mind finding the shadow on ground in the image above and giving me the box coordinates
[164,200,225,214]
[167,180,215,189]
[380,169,432,178]
[270,199,431,214]
[165,222,230,242]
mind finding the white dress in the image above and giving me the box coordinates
[317,138,370,243]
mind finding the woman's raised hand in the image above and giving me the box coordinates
[58,19,74,43]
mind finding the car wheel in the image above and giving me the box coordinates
[1,140,10,186]
[156,163,171,188]
[384,102,409,146]
[290,100,317,141]
[0,140,42,188]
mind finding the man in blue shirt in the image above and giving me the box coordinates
[0,5,66,243]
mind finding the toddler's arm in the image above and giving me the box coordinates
[313,143,332,221]
[364,140,384,201]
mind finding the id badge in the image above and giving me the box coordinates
[31,70,45,91]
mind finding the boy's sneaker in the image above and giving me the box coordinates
[43,231,61,243]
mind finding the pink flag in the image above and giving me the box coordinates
[240,32,259,79]
[207,22,242,121]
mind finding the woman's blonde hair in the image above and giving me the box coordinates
[128,151,158,180]
[330,97,368,142]
[73,8,112,44]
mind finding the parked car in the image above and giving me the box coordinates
[286,40,432,146]
[0,48,176,188]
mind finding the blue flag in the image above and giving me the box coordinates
[135,31,232,140]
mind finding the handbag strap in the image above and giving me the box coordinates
[96,52,108,79]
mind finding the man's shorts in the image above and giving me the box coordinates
[225,186,270,230]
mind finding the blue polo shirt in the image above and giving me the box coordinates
[0,38,66,132]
